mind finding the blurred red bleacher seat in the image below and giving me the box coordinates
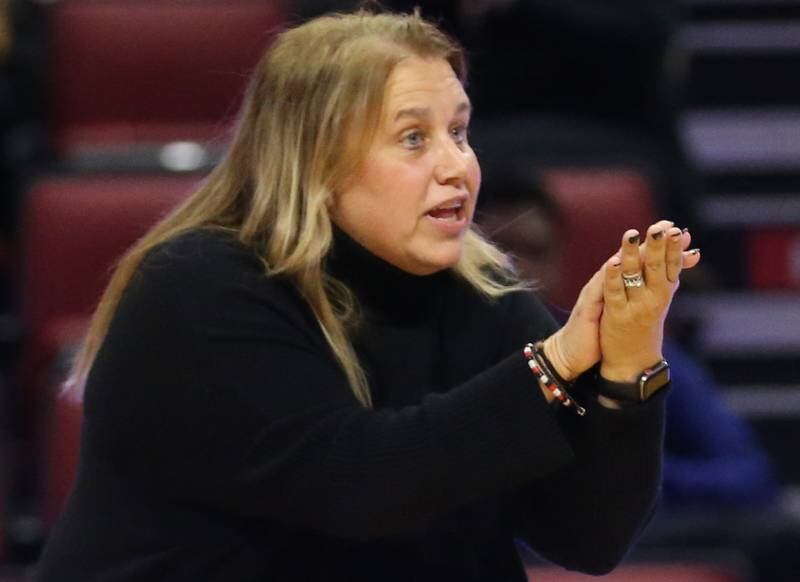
[526,563,744,582]
[48,0,286,156]
[540,168,658,308]
[20,175,199,395]
[18,174,198,526]
[746,229,800,289]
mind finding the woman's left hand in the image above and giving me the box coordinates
[599,220,700,382]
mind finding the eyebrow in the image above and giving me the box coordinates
[393,101,472,122]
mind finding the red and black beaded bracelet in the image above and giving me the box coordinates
[523,342,586,416]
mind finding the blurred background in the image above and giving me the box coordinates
[0,0,799,580]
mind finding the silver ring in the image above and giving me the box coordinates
[622,272,644,288]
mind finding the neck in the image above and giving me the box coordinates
[327,226,449,322]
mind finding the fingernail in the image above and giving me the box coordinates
[670,229,682,239]
[688,248,700,255]
[682,227,689,234]
[652,230,664,241]
[628,234,640,244]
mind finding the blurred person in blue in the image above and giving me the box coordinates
[479,168,800,582]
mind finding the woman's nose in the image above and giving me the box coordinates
[434,137,469,187]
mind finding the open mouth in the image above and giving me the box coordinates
[426,200,465,222]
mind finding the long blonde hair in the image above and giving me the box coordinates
[69,10,521,407]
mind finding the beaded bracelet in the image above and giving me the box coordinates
[523,342,586,416]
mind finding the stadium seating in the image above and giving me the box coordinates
[47,0,286,159]
[540,167,659,308]
[17,174,199,527]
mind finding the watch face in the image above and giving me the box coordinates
[642,361,670,399]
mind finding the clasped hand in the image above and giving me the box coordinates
[544,220,701,387]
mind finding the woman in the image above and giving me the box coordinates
[36,10,700,582]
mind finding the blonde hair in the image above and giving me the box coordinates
[69,10,522,407]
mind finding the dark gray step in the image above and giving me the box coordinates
[704,355,800,384]
[681,21,800,52]
[748,418,800,483]
[679,21,800,106]
[700,194,800,227]
[702,171,800,193]
[672,292,800,361]
[684,0,800,21]
[724,386,800,418]
[681,108,800,172]
[688,53,800,107]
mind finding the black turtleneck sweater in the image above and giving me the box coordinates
[36,229,667,582]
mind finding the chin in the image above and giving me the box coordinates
[412,245,464,275]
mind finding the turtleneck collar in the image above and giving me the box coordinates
[326,226,450,322]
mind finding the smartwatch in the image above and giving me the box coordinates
[597,360,670,402]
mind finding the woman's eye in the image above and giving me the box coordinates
[401,130,425,148]
[451,125,468,144]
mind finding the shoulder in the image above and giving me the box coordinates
[130,229,311,330]
[138,229,287,299]
[141,228,260,279]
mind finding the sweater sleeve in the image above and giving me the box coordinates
[105,233,578,541]
[496,291,667,575]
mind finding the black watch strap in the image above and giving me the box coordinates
[597,360,670,402]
